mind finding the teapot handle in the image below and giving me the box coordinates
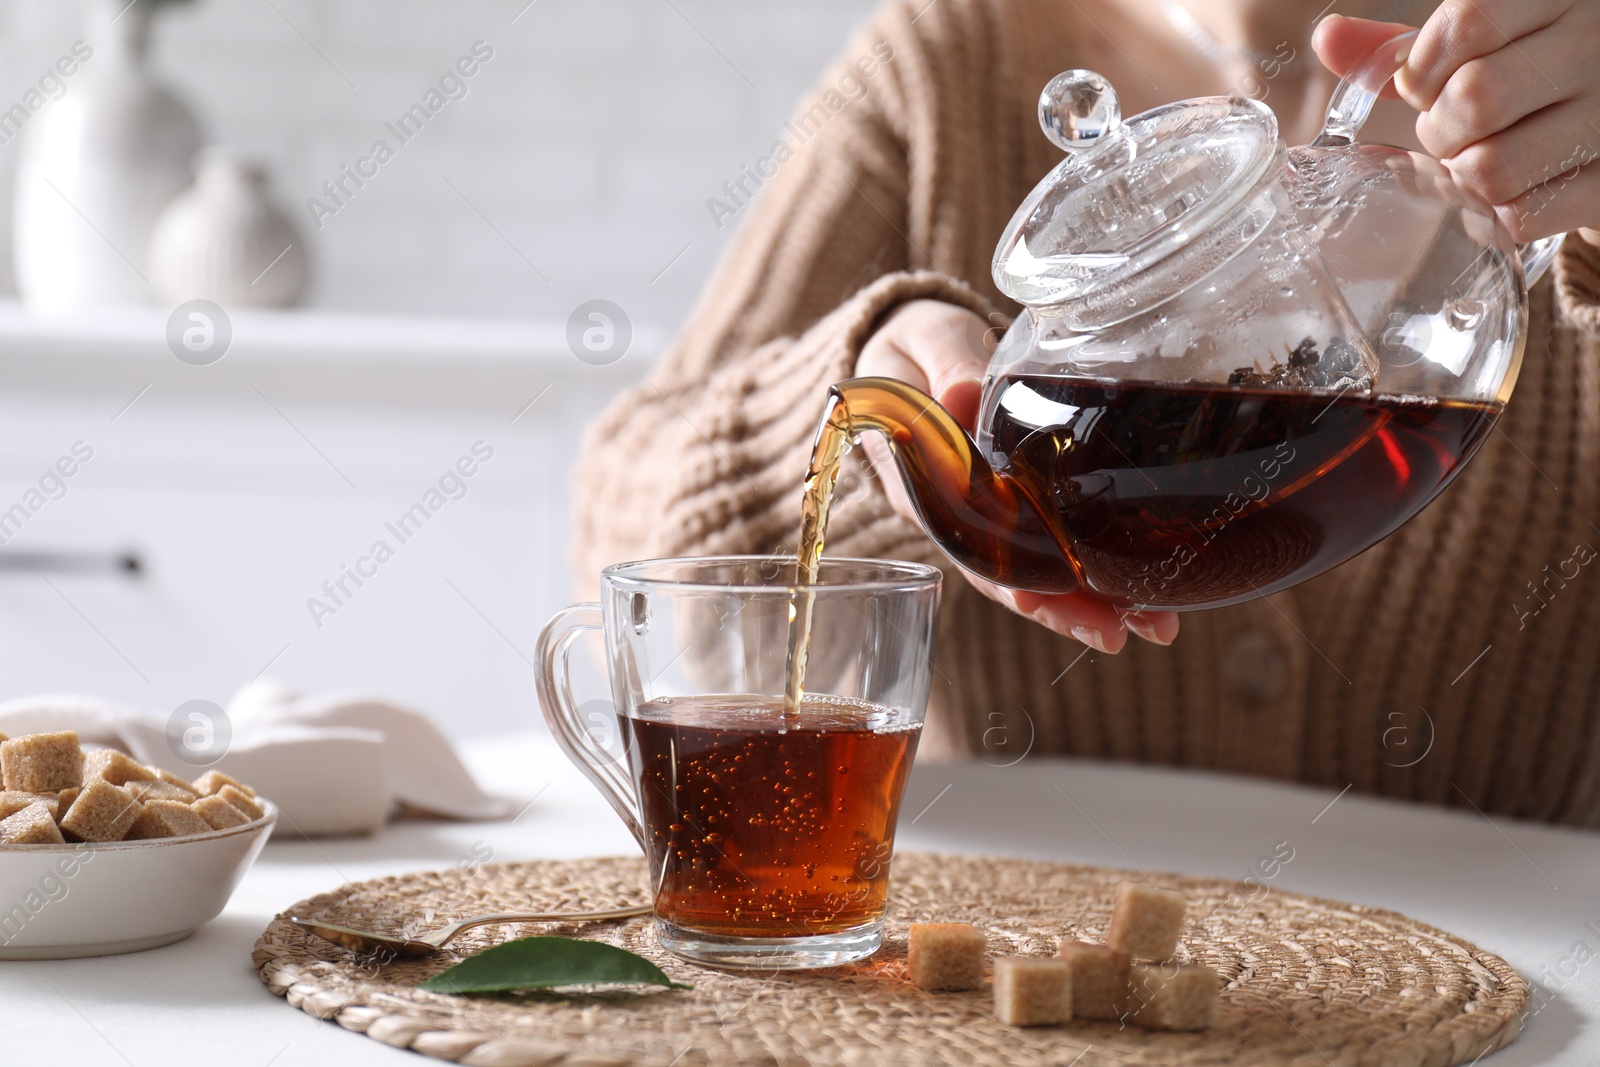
[1517,235,1565,287]
[1312,27,1564,286]
[1310,29,1418,150]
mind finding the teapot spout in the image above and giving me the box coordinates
[823,377,1083,594]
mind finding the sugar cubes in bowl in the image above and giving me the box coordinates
[0,731,277,959]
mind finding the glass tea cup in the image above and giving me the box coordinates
[535,555,942,970]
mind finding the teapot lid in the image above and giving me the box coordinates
[993,72,1279,312]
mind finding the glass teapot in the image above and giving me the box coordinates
[823,31,1561,611]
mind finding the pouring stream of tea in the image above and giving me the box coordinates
[782,377,1088,714]
[782,377,1072,714]
[783,392,854,718]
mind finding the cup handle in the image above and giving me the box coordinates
[535,603,646,850]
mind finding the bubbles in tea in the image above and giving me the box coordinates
[622,694,920,938]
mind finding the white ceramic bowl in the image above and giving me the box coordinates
[0,801,276,959]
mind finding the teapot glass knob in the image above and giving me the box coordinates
[1039,70,1121,151]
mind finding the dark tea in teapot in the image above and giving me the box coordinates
[783,351,1497,703]
[983,372,1498,607]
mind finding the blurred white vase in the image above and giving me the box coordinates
[149,151,309,308]
[13,0,203,309]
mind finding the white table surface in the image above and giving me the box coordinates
[2,732,1594,1066]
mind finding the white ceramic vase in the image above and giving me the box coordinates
[149,151,309,308]
[13,0,203,309]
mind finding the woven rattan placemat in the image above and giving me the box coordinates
[253,852,1525,1067]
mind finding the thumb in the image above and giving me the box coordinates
[868,301,996,429]
[922,305,995,424]
[1312,14,1416,99]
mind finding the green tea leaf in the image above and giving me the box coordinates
[418,936,692,995]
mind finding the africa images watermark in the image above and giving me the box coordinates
[0,441,94,547]
[167,699,233,768]
[706,38,895,230]
[0,843,97,947]
[0,40,93,147]
[306,441,495,628]
[1129,440,1297,604]
[306,40,495,230]
[1513,129,1599,229]
[1523,916,1600,1028]
[1512,539,1596,629]
[1235,43,1297,102]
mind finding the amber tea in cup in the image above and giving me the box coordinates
[537,556,941,970]
[625,693,919,940]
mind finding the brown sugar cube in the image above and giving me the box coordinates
[55,786,80,814]
[21,793,59,820]
[192,795,250,830]
[0,731,83,792]
[1125,963,1220,1031]
[82,748,156,786]
[126,799,214,840]
[217,784,264,820]
[59,779,140,842]
[1106,880,1188,960]
[125,779,199,804]
[1057,940,1132,1020]
[192,770,255,798]
[152,767,196,792]
[0,802,66,844]
[0,794,30,820]
[908,923,986,991]
[0,791,56,821]
[993,957,1073,1026]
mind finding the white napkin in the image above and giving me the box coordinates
[0,680,520,837]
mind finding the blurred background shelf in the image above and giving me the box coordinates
[0,299,653,738]
[0,298,664,373]
[0,298,662,412]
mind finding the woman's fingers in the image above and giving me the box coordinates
[1396,0,1567,111]
[966,575,1181,653]
[1320,4,1600,240]
[1311,14,1418,94]
[1122,609,1181,646]
[1443,96,1599,223]
[973,578,1129,653]
[1414,21,1580,160]
[1493,154,1600,243]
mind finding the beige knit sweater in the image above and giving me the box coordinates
[573,0,1600,824]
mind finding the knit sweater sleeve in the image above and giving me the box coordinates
[570,6,998,591]
[1554,230,1600,334]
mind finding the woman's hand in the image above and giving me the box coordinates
[854,299,1179,654]
[1315,4,1600,245]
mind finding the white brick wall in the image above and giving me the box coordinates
[0,0,880,331]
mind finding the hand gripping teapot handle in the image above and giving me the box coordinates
[1312,27,1563,285]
